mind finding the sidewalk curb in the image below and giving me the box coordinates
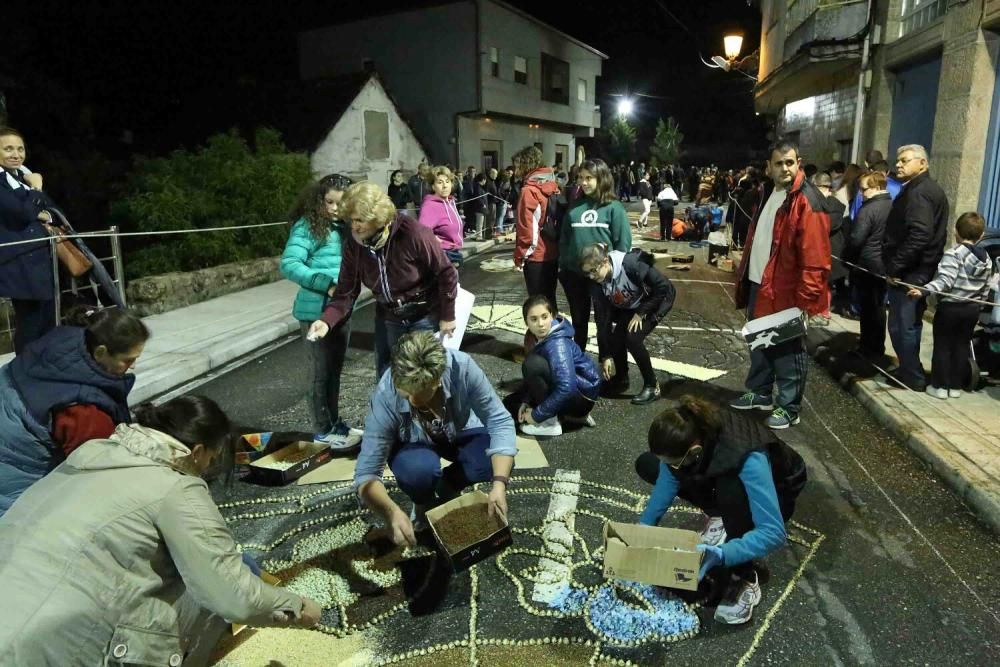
[135,239,503,404]
[809,332,1000,535]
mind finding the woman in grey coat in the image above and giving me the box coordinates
[0,396,322,666]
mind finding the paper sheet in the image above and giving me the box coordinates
[439,286,476,350]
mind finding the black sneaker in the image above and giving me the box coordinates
[601,377,630,397]
[631,384,661,405]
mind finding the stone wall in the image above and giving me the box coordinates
[125,257,282,316]
[778,86,858,166]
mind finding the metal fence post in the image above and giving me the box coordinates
[50,237,61,325]
[109,225,128,308]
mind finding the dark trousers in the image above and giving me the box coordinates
[657,203,674,241]
[596,304,659,386]
[523,261,559,309]
[635,451,798,580]
[887,286,927,386]
[299,318,351,433]
[503,353,594,421]
[374,311,438,381]
[388,428,493,505]
[559,269,593,351]
[853,271,887,357]
[11,299,56,355]
[931,302,980,390]
[745,283,808,414]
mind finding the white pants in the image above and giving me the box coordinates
[638,199,652,226]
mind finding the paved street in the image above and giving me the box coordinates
[201,240,1000,666]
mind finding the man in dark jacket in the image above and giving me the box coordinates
[407,162,430,214]
[847,171,893,360]
[733,140,831,429]
[880,144,949,390]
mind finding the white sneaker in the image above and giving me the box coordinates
[925,385,948,400]
[699,516,727,546]
[948,389,962,398]
[584,414,597,428]
[521,416,563,437]
[714,572,762,625]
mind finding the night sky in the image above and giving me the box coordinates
[6,0,765,160]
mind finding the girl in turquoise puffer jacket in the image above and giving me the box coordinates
[280,175,361,447]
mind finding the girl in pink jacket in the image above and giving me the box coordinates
[418,165,464,266]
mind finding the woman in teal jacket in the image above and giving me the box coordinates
[281,174,361,446]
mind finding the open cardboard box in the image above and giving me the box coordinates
[231,571,282,635]
[426,490,512,572]
[602,521,702,591]
[247,441,333,485]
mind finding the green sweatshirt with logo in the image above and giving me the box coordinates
[559,198,633,273]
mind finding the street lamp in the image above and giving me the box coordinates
[617,98,634,117]
[723,34,744,61]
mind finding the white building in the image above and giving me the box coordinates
[298,0,606,173]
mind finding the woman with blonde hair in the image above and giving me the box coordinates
[418,165,464,266]
[307,181,459,379]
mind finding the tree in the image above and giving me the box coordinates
[649,116,684,167]
[112,127,312,279]
[606,116,637,166]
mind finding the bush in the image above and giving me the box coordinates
[112,128,312,279]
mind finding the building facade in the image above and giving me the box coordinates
[756,0,1000,228]
[298,0,605,173]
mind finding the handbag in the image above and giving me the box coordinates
[44,223,93,277]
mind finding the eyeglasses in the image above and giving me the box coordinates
[582,264,603,279]
[664,446,698,470]
[895,156,921,166]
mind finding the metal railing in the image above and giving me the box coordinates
[899,0,947,37]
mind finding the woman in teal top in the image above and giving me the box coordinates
[280,174,361,446]
[558,159,632,354]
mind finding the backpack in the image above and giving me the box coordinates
[540,192,567,242]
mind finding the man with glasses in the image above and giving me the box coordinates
[732,140,832,429]
[878,144,949,390]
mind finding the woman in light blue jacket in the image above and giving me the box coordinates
[281,174,360,446]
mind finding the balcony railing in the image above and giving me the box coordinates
[899,0,947,37]
[786,0,866,36]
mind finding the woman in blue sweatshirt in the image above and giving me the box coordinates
[635,395,807,625]
[280,174,361,448]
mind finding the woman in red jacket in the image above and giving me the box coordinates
[512,145,560,308]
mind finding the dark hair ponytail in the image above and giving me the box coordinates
[133,395,235,480]
[63,306,150,356]
[647,395,722,458]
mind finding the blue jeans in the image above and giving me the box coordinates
[388,428,493,504]
[374,312,438,381]
[744,283,808,415]
[495,201,509,234]
[887,286,927,385]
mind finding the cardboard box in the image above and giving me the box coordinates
[602,522,702,591]
[741,306,807,352]
[426,490,512,572]
[247,441,333,485]
[231,571,282,635]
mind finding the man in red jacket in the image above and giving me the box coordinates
[732,140,831,429]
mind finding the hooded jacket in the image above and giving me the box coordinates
[0,326,134,515]
[526,318,601,422]
[735,171,832,317]
[418,194,465,251]
[0,424,304,666]
[280,217,347,322]
[514,167,560,266]
[922,242,992,303]
[846,192,892,275]
[321,213,459,327]
[883,170,950,284]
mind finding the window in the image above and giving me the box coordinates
[541,53,570,105]
[363,110,390,160]
[577,78,587,102]
[490,47,499,77]
[899,0,947,37]
[514,56,528,85]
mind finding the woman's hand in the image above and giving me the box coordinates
[628,314,643,333]
[487,482,508,522]
[327,285,337,297]
[296,597,323,628]
[307,320,330,341]
[906,287,922,299]
[37,210,52,224]
[24,172,43,190]
[601,358,616,381]
[439,320,457,338]
[518,404,536,425]
[389,508,417,547]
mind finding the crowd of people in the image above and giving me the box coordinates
[5,125,996,663]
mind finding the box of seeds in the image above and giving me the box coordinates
[426,489,512,572]
[247,441,334,485]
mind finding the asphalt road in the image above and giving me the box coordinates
[197,236,1000,666]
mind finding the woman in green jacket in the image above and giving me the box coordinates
[281,174,361,446]
[558,159,633,352]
